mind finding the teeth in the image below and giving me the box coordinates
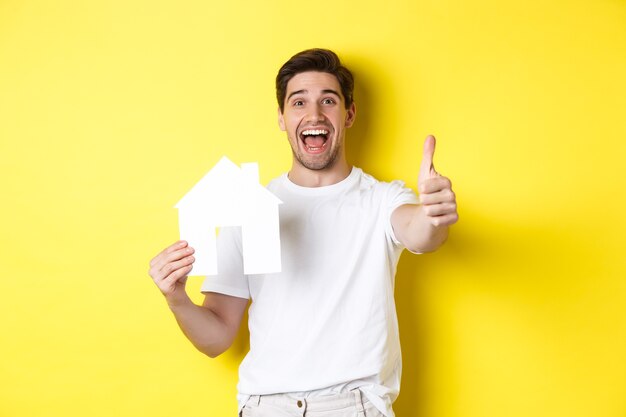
[307,142,326,151]
[302,129,329,136]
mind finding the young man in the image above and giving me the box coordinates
[149,49,458,417]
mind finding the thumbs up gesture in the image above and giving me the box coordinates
[418,135,458,227]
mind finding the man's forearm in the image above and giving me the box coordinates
[394,204,449,253]
[407,205,449,252]
[166,295,233,358]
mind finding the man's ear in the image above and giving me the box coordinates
[345,102,356,128]
[278,107,286,131]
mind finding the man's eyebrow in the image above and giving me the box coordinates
[321,89,341,97]
[286,89,341,101]
[287,89,307,101]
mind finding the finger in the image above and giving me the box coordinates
[162,264,194,289]
[422,202,457,217]
[156,255,195,282]
[428,212,459,227]
[418,135,437,184]
[152,246,195,274]
[419,187,455,205]
[150,240,188,267]
[419,176,452,195]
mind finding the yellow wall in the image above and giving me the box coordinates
[1,1,624,416]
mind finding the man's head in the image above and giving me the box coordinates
[276,49,356,177]
[276,48,354,113]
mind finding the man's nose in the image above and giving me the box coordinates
[306,104,325,123]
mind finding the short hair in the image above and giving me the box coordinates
[276,48,354,113]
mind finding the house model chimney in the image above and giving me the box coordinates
[241,162,260,185]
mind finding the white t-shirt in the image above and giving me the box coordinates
[201,167,418,417]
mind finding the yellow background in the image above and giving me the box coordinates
[1,0,625,416]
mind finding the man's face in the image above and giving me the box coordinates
[278,71,356,171]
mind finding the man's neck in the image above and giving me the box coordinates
[288,160,352,188]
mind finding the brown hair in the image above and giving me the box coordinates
[276,48,354,113]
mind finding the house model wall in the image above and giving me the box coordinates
[175,156,282,276]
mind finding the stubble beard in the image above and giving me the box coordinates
[292,139,342,171]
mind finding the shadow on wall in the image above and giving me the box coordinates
[345,57,402,179]
[348,59,437,416]
[393,246,452,417]
[391,216,485,416]
[344,65,374,173]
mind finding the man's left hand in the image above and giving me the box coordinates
[417,135,458,227]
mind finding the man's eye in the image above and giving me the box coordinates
[293,100,304,106]
[322,98,335,105]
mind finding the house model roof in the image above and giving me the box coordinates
[175,156,282,212]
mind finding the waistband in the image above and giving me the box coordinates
[246,389,367,413]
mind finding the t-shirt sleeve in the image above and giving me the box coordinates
[200,226,251,299]
[383,180,419,247]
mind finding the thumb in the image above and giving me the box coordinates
[419,134,437,184]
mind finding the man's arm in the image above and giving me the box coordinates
[391,135,458,253]
[149,240,248,358]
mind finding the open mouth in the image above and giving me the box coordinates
[300,128,330,153]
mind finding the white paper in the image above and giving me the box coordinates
[175,156,282,276]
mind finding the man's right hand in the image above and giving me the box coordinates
[148,240,247,358]
[149,240,195,303]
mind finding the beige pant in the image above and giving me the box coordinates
[240,389,386,417]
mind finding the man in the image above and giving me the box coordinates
[149,49,458,417]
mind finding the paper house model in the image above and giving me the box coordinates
[175,156,282,276]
